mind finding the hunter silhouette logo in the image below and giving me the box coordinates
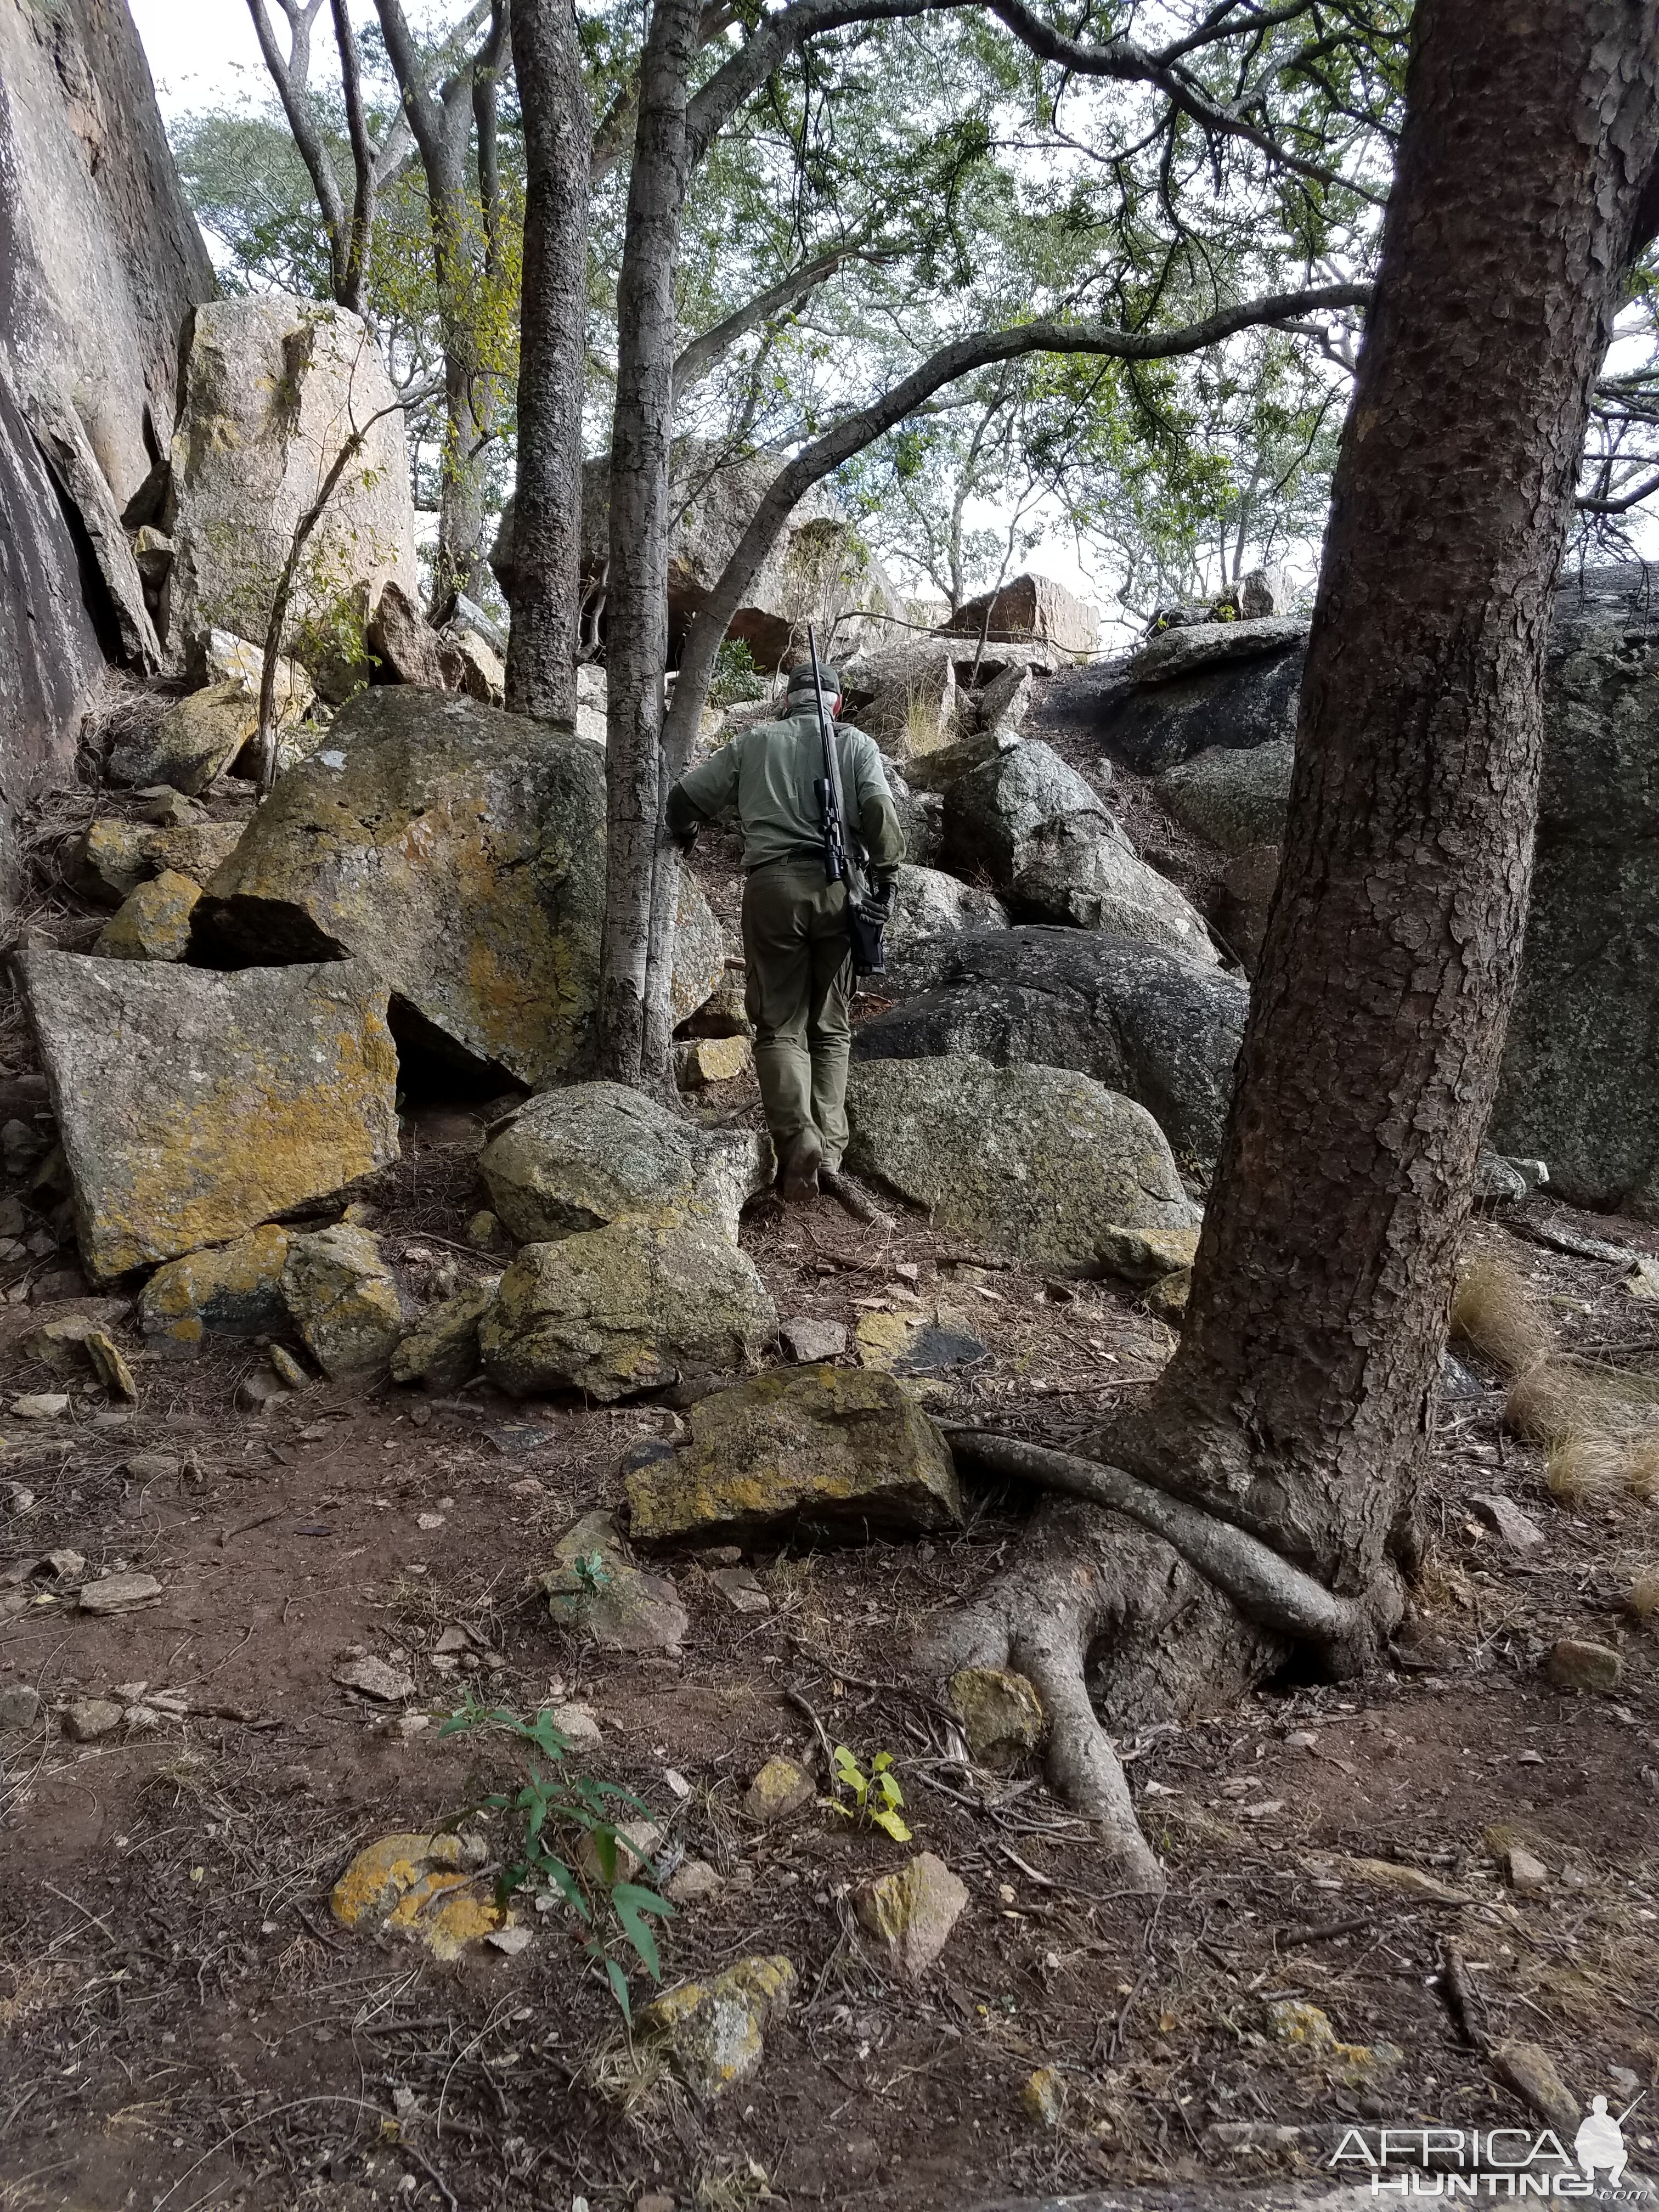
[1329,2093,1644,2194]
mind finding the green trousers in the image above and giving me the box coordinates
[742,857,854,1170]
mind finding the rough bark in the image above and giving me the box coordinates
[597,0,704,1086]
[505,0,591,724]
[933,0,1659,1885]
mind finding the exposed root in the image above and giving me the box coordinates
[925,1496,1282,1893]
[948,1429,1365,1646]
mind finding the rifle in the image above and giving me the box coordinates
[806,624,888,977]
[808,625,850,888]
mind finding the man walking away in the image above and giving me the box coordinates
[665,661,905,1198]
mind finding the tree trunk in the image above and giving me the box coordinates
[937,0,1659,1887]
[505,0,591,723]
[597,0,702,1086]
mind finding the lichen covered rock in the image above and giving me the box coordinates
[947,1667,1043,1768]
[19,953,399,1281]
[330,1830,507,1960]
[639,1955,797,2101]
[481,1082,769,1246]
[138,1225,291,1351]
[391,1280,499,1391]
[95,870,204,962]
[283,1222,405,1377]
[72,817,244,906]
[854,1853,968,1978]
[195,689,725,1085]
[627,1367,961,1547]
[480,1217,776,1402]
[845,1054,1199,1272]
[108,682,257,796]
[539,1510,687,1651]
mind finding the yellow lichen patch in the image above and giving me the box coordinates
[139,1224,289,1350]
[95,870,204,962]
[1265,1999,1401,2085]
[639,1955,796,2101]
[331,1831,507,1960]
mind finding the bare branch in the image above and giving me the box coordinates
[670,244,872,401]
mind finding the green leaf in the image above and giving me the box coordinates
[612,1881,673,1980]
[871,1807,912,1843]
[597,1949,633,2022]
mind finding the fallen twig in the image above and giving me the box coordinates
[1276,1912,1376,1951]
[819,1167,891,1228]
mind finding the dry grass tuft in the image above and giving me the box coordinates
[1628,1567,1659,1621]
[1451,1257,1554,1375]
[1625,1434,1659,1505]
[1545,1432,1626,1508]
[904,689,943,755]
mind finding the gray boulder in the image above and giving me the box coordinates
[481,1082,771,1246]
[944,740,1111,880]
[194,689,723,1085]
[166,298,420,672]
[939,573,1098,656]
[479,1217,778,1402]
[883,865,1009,996]
[16,952,399,1282]
[890,778,944,868]
[836,637,964,758]
[845,1054,1200,1271]
[1100,630,1306,775]
[1155,739,1294,854]
[1011,828,1217,960]
[1126,613,1308,685]
[1492,567,1659,1209]
[854,927,1246,1165]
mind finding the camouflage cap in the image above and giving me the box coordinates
[787,661,841,697]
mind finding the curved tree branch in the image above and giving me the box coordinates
[670,243,873,402]
[662,280,1371,764]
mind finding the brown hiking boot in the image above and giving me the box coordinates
[780,1127,823,1201]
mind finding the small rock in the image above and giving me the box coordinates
[331,1830,505,1960]
[43,1548,85,1581]
[1469,1493,1546,1554]
[0,1683,42,1731]
[665,1858,721,1905]
[269,1345,307,1388]
[1022,2066,1066,2129]
[637,2196,678,2212]
[139,1225,290,1352]
[123,1453,179,1485]
[853,1852,968,1978]
[539,1510,687,1652]
[947,1667,1043,1769]
[708,1566,770,1615]
[63,1696,125,1741]
[26,1299,133,1374]
[1285,1729,1318,1751]
[576,1818,661,1882]
[743,1754,814,1823]
[3,1486,35,1516]
[94,870,205,962]
[11,1394,70,1420]
[283,1223,405,1378]
[1506,1846,1549,1895]
[82,1330,137,1401]
[547,1699,603,1749]
[675,1035,754,1088]
[1547,1638,1622,1693]
[781,1316,848,1364]
[333,1655,416,1704]
[1265,1997,1401,2084]
[1095,1221,1202,1286]
[78,1572,163,1615]
[485,1923,534,1956]
[466,1209,514,1255]
[638,1955,796,2101]
[391,1280,498,1392]
[1491,2040,1581,2136]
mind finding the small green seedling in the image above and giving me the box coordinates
[827,1744,912,1842]
[439,1695,672,2018]
[573,1550,612,1593]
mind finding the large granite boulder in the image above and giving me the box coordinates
[1492,567,1659,1209]
[1155,739,1294,854]
[72,817,245,907]
[939,573,1098,656]
[625,1368,963,1547]
[16,952,398,1280]
[944,739,1110,879]
[855,927,1246,1165]
[165,297,420,670]
[481,1082,771,1245]
[835,639,963,757]
[845,1054,1200,1270]
[1011,826,1217,958]
[479,1217,777,1402]
[883,865,1009,996]
[194,689,723,1084]
[0,0,215,909]
[1099,619,1307,775]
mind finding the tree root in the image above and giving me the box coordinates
[925,1493,1282,1893]
[946,1429,1365,1647]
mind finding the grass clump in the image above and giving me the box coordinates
[1450,1257,1554,1375]
[1628,1567,1659,1621]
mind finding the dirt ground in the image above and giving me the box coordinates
[3,676,1659,2212]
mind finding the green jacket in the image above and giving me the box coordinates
[667,705,905,878]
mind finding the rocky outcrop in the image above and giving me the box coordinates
[72,817,243,906]
[194,688,723,1085]
[625,1367,963,1546]
[17,952,399,1280]
[165,298,420,672]
[836,638,963,757]
[854,927,1246,1165]
[1492,566,1659,1209]
[1100,620,1307,775]
[481,1082,771,1245]
[939,573,1098,656]
[0,0,215,907]
[479,1218,777,1401]
[845,1054,1200,1271]
[1155,738,1293,854]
